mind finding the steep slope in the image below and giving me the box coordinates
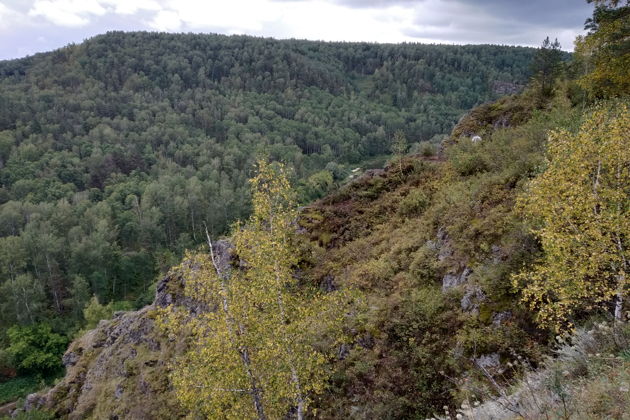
[298,92,582,418]
[16,240,234,419]
[12,90,585,418]
[0,33,538,346]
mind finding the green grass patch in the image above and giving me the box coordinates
[0,375,40,405]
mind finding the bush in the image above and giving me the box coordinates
[398,188,429,217]
[410,141,437,157]
[6,324,67,375]
[82,296,114,330]
[1,409,55,420]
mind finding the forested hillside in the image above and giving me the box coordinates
[0,33,535,339]
[2,0,629,415]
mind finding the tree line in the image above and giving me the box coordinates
[0,33,536,342]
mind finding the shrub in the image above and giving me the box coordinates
[398,188,429,217]
[6,324,67,375]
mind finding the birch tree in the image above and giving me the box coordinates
[159,160,353,419]
[513,103,630,331]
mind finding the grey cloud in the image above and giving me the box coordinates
[403,0,592,48]
[446,0,593,27]
[333,0,422,7]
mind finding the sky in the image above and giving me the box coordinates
[0,0,594,60]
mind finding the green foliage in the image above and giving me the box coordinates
[0,33,536,358]
[398,188,430,217]
[299,88,586,417]
[576,1,630,98]
[159,160,357,419]
[514,102,630,330]
[0,273,47,326]
[410,141,437,157]
[530,37,564,100]
[1,409,55,420]
[5,324,67,375]
[0,375,41,405]
[82,296,114,330]
[299,169,336,203]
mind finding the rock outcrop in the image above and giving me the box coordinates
[22,241,232,419]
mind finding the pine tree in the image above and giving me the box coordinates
[575,0,630,98]
[531,36,563,100]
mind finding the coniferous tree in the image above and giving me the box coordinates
[531,37,563,100]
[576,0,630,97]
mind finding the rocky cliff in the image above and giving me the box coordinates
[22,242,234,420]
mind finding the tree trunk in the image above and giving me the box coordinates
[292,368,305,420]
[615,271,625,321]
[615,291,623,320]
[206,227,266,420]
[45,254,62,312]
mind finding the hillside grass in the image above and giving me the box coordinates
[298,89,587,418]
[0,376,40,405]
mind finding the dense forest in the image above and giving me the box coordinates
[0,32,537,343]
[5,0,630,413]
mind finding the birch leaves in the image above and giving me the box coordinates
[514,103,630,331]
[159,160,353,419]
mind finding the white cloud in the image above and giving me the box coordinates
[151,0,417,42]
[28,0,107,27]
[101,0,162,15]
[149,9,182,31]
[2,0,591,60]
[0,3,22,32]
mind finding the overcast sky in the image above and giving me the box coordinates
[0,0,593,60]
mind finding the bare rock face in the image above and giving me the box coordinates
[36,305,179,420]
[442,267,472,292]
[25,241,233,419]
[474,353,501,375]
[491,80,522,95]
[461,285,486,314]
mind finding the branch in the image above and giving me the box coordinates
[203,222,223,279]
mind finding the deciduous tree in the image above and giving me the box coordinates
[514,103,630,330]
[159,160,354,419]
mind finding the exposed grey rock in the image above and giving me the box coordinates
[114,384,124,399]
[442,267,472,291]
[338,343,350,360]
[323,274,336,292]
[23,393,45,411]
[492,311,512,326]
[62,350,81,367]
[155,239,232,314]
[113,311,126,319]
[438,246,454,262]
[475,353,501,372]
[461,285,486,314]
[491,244,505,264]
[430,228,453,263]
[491,80,522,95]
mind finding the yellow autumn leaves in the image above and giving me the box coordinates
[157,160,357,419]
[514,103,630,331]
